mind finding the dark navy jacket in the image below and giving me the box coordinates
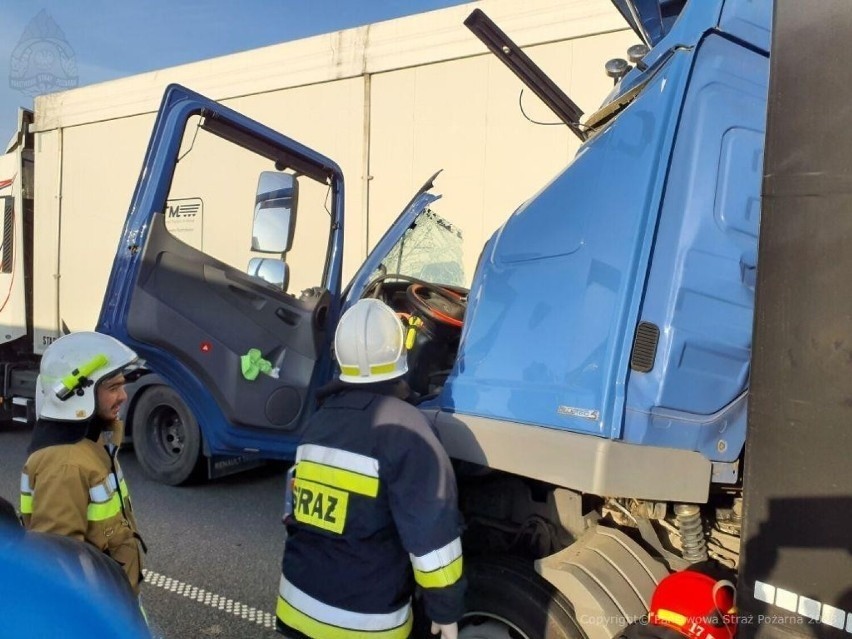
[276,381,466,639]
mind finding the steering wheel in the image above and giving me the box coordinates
[406,283,466,328]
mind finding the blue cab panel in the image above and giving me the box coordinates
[624,33,768,463]
[441,0,771,464]
[0,515,150,638]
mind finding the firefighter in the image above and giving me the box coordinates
[276,298,466,639]
[19,331,146,595]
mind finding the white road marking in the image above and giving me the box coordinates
[143,569,276,630]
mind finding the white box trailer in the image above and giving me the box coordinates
[2,0,633,464]
[30,0,630,350]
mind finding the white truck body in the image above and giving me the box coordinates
[0,134,28,347]
[27,0,630,353]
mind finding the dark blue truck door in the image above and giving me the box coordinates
[98,85,345,458]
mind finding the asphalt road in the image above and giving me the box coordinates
[0,421,290,639]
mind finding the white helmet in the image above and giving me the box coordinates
[334,299,408,384]
[36,332,139,422]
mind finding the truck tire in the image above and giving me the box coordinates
[131,385,203,486]
[460,557,587,639]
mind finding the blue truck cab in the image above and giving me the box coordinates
[97,0,772,635]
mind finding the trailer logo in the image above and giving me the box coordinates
[9,10,78,97]
[165,198,203,249]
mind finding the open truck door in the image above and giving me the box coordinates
[97,84,453,484]
[97,85,345,483]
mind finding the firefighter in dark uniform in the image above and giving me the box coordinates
[276,298,465,639]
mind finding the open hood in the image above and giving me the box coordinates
[343,171,442,309]
[610,0,686,47]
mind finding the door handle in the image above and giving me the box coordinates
[276,307,300,326]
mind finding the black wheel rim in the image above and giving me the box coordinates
[148,404,186,464]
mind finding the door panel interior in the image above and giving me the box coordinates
[127,212,329,431]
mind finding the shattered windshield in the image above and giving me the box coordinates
[379,208,465,286]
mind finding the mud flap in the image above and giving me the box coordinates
[207,455,265,480]
[535,526,669,639]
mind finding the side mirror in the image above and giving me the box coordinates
[252,172,298,253]
[247,257,289,291]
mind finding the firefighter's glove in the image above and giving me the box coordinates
[240,348,273,381]
[430,622,458,639]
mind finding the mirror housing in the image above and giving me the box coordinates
[252,172,298,253]
[247,257,289,292]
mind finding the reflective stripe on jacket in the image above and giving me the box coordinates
[277,384,466,639]
[22,464,132,522]
[277,575,412,639]
[20,429,143,594]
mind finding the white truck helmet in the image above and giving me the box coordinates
[334,298,408,384]
[36,332,139,422]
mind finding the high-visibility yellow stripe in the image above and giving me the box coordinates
[119,479,131,506]
[339,362,397,377]
[278,576,410,631]
[20,474,130,521]
[656,609,688,627]
[413,555,463,589]
[297,460,379,497]
[87,494,122,521]
[276,597,412,639]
